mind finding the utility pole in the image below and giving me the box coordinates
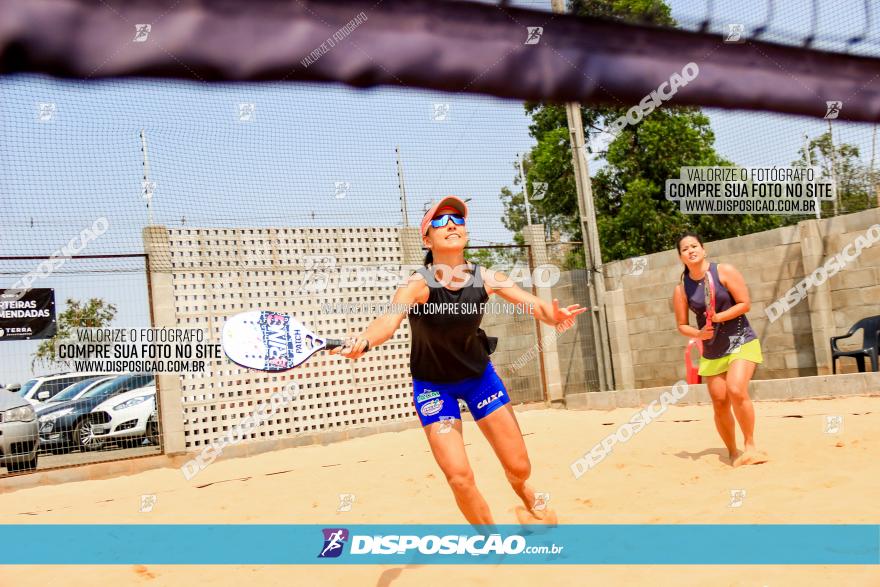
[804,133,821,220]
[827,120,839,216]
[871,124,879,208]
[395,146,410,226]
[551,0,613,391]
[518,152,533,226]
[140,129,154,226]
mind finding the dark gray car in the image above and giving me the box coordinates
[0,388,39,473]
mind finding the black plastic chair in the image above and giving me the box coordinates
[830,316,880,374]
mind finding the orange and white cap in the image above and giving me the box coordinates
[420,196,468,235]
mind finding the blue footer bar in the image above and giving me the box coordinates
[1,525,878,565]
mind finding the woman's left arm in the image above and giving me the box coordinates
[481,267,587,329]
[715,263,751,322]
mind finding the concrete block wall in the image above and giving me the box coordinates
[479,230,603,402]
[602,208,880,389]
[146,226,418,454]
[480,304,544,404]
[823,216,880,371]
[551,270,601,396]
[479,269,602,399]
[146,225,563,455]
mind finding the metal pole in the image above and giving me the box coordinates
[395,146,409,227]
[551,0,612,392]
[527,244,549,403]
[827,120,839,216]
[518,153,533,226]
[140,129,154,226]
[871,124,878,208]
[804,133,821,220]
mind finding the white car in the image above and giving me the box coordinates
[43,375,120,407]
[88,385,156,448]
[18,372,114,406]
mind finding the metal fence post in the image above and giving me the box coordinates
[142,226,186,455]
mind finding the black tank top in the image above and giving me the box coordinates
[407,263,490,383]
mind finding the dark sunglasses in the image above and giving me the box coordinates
[430,214,465,229]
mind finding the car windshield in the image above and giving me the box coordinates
[17,379,38,397]
[81,373,153,401]
[52,376,110,403]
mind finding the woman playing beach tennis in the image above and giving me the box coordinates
[673,232,768,467]
[331,196,585,525]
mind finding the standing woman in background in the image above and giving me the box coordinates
[672,232,768,467]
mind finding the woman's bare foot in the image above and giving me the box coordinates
[515,505,558,526]
[727,449,742,466]
[733,449,769,467]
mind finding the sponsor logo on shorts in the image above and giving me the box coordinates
[416,390,440,403]
[420,399,444,417]
[476,390,505,410]
[318,528,349,558]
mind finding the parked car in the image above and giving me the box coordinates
[146,408,159,446]
[36,373,154,454]
[89,385,156,449]
[0,388,39,473]
[45,375,120,406]
[18,372,114,406]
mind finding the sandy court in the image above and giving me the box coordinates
[1,394,878,586]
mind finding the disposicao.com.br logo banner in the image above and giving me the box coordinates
[1,525,876,565]
[317,526,563,561]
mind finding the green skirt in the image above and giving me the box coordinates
[698,339,763,377]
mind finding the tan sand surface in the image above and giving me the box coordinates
[1,395,878,586]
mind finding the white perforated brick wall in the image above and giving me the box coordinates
[165,227,415,449]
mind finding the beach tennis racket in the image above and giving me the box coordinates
[221,310,369,372]
[703,270,717,343]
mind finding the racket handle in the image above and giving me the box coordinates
[325,338,371,352]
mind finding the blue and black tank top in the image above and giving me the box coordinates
[683,262,757,360]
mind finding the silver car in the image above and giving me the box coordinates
[0,388,39,473]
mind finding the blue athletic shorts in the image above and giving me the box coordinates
[412,361,510,426]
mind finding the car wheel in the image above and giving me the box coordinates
[7,454,38,473]
[73,419,103,452]
[147,419,160,446]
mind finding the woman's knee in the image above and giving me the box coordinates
[711,396,731,414]
[444,467,477,492]
[709,384,730,410]
[505,456,531,484]
[727,384,750,405]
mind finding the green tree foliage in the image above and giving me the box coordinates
[594,109,790,259]
[498,0,836,266]
[33,298,117,369]
[794,130,876,216]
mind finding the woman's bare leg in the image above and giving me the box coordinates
[476,405,555,523]
[423,418,494,525]
[726,360,768,466]
[705,374,739,463]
